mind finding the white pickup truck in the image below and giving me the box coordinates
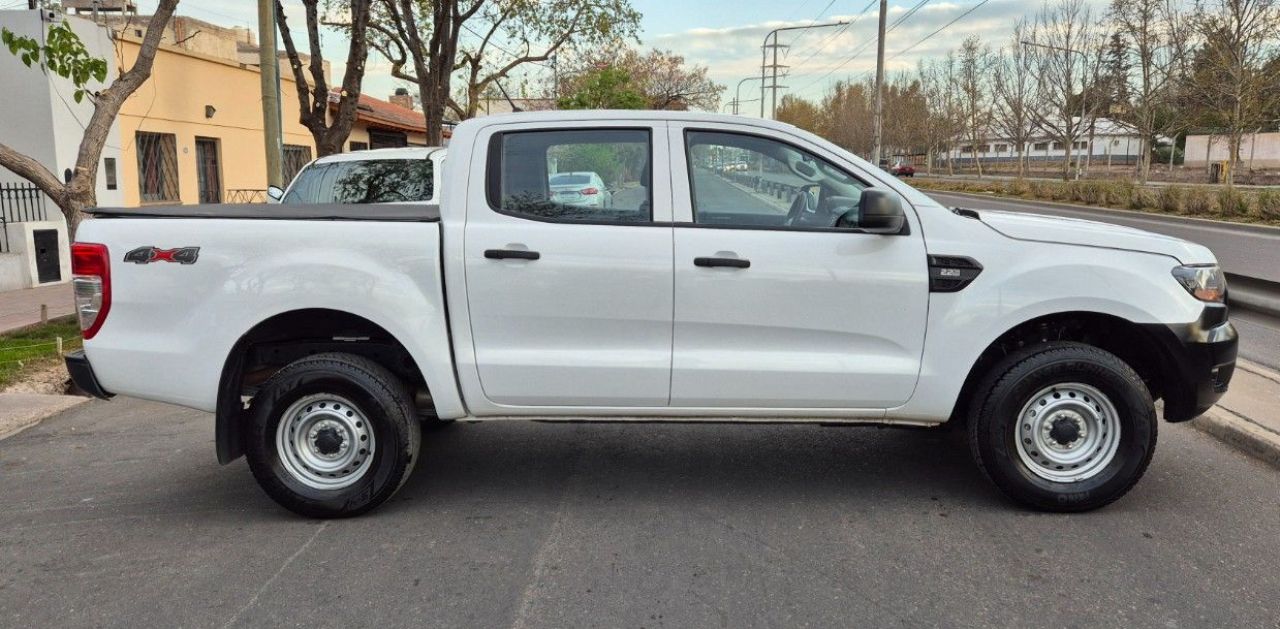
[64,111,1237,517]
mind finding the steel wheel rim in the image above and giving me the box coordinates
[275,393,375,490]
[1014,383,1121,482]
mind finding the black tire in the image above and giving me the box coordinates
[245,352,421,518]
[968,342,1157,512]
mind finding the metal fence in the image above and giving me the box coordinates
[1,182,50,253]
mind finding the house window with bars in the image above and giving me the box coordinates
[136,131,179,203]
[283,144,313,184]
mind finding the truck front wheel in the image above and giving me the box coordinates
[968,342,1157,512]
[245,352,421,518]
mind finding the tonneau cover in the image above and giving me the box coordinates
[85,203,440,222]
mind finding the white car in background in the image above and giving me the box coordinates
[549,171,612,208]
[268,147,446,205]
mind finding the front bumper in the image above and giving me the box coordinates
[1143,304,1238,422]
[64,350,113,400]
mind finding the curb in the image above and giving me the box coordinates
[1191,406,1280,470]
[0,394,89,441]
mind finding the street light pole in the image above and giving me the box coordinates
[735,77,764,115]
[871,0,887,168]
[258,0,283,188]
[759,20,849,119]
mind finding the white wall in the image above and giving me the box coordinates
[0,220,69,291]
[1185,133,1280,168]
[0,10,123,207]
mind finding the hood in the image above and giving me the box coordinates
[975,209,1216,265]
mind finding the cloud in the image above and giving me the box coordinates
[648,0,1110,102]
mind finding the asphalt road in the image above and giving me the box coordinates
[926,190,1280,370]
[2,398,1278,627]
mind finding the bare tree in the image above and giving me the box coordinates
[957,37,995,177]
[992,22,1040,178]
[918,53,965,175]
[275,0,373,157]
[1185,0,1280,185]
[0,1,179,234]
[355,0,639,145]
[1110,0,1188,182]
[1027,0,1107,181]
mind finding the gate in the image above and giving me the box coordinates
[1,182,50,253]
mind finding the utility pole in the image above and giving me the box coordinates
[871,0,887,168]
[759,21,848,119]
[258,0,283,188]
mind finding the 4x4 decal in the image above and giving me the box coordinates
[124,246,200,265]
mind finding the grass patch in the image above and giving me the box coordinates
[913,177,1280,227]
[0,317,82,390]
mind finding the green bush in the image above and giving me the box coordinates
[1184,188,1213,215]
[1256,189,1280,220]
[1157,186,1184,213]
[1129,186,1157,210]
[1215,187,1250,218]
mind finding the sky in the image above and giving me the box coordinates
[130,0,1110,115]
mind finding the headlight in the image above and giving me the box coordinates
[1171,264,1226,302]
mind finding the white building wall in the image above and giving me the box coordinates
[0,10,123,207]
[1185,132,1280,169]
[950,134,1146,163]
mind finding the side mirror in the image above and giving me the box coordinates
[854,189,906,234]
[266,185,285,203]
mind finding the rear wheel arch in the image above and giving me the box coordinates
[216,308,434,464]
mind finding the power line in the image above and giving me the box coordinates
[887,0,992,63]
[790,0,930,94]
[786,0,841,47]
[788,0,877,70]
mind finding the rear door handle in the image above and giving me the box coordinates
[485,249,540,261]
[694,256,750,269]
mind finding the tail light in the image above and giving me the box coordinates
[580,187,599,195]
[71,242,111,339]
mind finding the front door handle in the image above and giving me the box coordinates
[485,249,540,261]
[694,256,750,269]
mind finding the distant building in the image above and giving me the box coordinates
[1184,131,1280,170]
[948,118,1151,166]
[1,9,443,209]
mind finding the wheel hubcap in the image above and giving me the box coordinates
[1014,383,1121,482]
[275,394,375,490]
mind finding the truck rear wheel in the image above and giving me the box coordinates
[245,352,421,518]
[968,342,1157,512]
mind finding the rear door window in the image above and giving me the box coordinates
[487,128,652,223]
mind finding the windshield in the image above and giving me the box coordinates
[282,158,433,204]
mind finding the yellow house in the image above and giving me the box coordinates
[109,16,433,206]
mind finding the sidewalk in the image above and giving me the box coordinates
[0,283,74,334]
[1193,360,1280,468]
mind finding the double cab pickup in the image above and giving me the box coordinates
[65,111,1237,517]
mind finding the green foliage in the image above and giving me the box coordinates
[556,66,646,110]
[1256,189,1280,220]
[1158,186,1184,213]
[1129,185,1157,211]
[1215,187,1249,218]
[1183,187,1213,215]
[2,23,108,103]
